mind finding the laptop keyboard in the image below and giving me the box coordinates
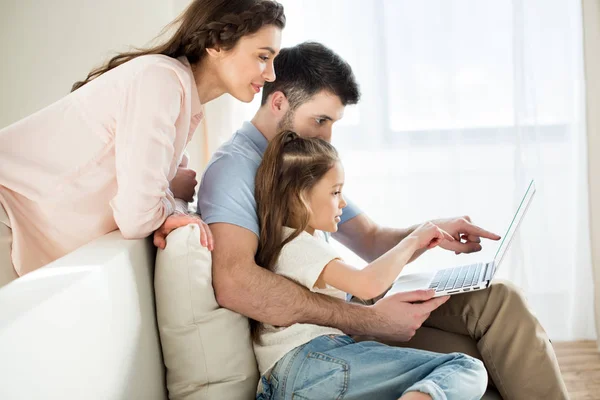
[429,263,484,292]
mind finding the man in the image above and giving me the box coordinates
[197,42,568,399]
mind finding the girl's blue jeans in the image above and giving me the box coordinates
[257,334,487,400]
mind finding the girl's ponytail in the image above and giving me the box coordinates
[251,130,339,343]
[255,130,298,271]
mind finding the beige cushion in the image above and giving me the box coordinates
[154,224,259,399]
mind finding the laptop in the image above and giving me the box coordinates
[385,179,536,298]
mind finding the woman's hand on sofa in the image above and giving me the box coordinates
[153,214,214,251]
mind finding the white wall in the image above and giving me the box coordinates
[0,0,220,183]
[0,0,175,128]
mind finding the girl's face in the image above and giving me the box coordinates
[306,161,348,234]
[215,25,282,103]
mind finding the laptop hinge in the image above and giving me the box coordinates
[483,262,495,281]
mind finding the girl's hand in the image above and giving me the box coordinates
[153,213,214,251]
[409,221,455,250]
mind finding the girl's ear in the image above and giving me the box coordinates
[285,192,311,229]
[299,190,313,217]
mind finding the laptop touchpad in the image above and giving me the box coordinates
[386,273,433,297]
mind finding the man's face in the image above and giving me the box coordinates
[277,90,345,143]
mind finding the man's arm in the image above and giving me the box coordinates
[197,151,449,340]
[334,214,422,263]
[210,222,446,340]
[211,222,369,330]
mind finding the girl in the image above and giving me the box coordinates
[253,131,488,400]
[0,0,285,286]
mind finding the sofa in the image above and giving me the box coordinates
[0,229,501,399]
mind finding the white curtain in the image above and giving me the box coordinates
[199,0,596,341]
[582,0,600,348]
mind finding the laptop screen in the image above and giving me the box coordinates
[493,180,536,266]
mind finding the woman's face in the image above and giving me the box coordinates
[217,25,282,103]
[306,161,348,233]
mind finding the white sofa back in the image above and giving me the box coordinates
[0,229,502,400]
[0,232,166,400]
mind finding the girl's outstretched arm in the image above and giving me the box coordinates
[319,222,454,300]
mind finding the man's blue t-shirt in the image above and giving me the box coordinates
[197,121,361,237]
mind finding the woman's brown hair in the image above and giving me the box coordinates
[252,130,339,342]
[71,0,285,92]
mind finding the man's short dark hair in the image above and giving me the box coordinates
[261,42,360,109]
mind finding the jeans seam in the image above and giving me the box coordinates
[280,345,306,396]
[324,334,354,347]
[307,351,347,366]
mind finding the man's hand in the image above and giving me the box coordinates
[433,216,501,255]
[370,289,450,341]
[170,167,198,203]
[153,214,214,251]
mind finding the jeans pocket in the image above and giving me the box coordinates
[292,352,349,400]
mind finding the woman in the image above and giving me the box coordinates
[0,0,285,286]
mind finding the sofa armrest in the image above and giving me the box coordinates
[0,231,167,400]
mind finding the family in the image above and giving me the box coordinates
[0,1,569,399]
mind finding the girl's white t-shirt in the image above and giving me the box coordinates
[253,227,347,378]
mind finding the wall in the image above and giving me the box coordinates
[0,0,175,128]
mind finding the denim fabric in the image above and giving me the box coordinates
[257,334,487,400]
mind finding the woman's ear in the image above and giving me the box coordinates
[205,46,223,59]
[270,91,290,118]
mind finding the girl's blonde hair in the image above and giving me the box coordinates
[252,130,339,341]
